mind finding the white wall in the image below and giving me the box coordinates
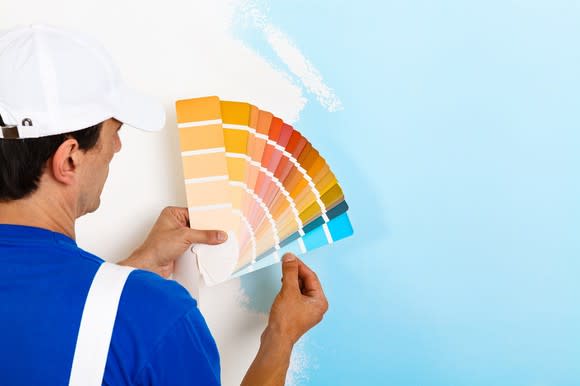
[0,1,307,384]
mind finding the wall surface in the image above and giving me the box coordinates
[2,1,580,385]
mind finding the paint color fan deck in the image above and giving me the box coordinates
[176,96,353,285]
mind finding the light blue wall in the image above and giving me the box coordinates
[239,1,580,384]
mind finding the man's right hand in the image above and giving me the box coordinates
[267,253,329,345]
[241,253,329,386]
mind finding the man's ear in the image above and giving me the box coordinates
[49,138,82,185]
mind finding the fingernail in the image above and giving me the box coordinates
[283,254,296,262]
[217,231,228,241]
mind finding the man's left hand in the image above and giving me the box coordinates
[119,206,227,278]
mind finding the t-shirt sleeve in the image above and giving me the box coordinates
[133,306,221,386]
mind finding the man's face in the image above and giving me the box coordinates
[77,118,122,216]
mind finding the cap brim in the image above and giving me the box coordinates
[112,85,165,132]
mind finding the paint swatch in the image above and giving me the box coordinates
[176,96,354,285]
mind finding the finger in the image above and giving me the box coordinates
[281,276,305,291]
[297,259,324,296]
[162,206,189,227]
[281,253,300,292]
[182,228,228,245]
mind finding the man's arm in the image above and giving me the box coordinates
[242,254,329,386]
[120,206,329,385]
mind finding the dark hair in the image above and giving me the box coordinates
[0,123,103,202]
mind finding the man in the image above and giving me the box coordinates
[0,25,328,385]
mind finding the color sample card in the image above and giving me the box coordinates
[176,96,354,285]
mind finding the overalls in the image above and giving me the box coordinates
[68,263,135,386]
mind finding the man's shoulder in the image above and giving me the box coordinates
[72,244,199,330]
[121,269,198,320]
[105,269,219,384]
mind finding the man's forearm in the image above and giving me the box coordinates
[241,326,294,386]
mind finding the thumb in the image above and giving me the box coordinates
[181,228,228,245]
[281,254,300,292]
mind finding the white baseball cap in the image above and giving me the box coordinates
[0,24,165,139]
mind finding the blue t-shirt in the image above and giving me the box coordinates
[0,224,221,385]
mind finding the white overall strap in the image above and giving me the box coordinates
[68,262,135,386]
